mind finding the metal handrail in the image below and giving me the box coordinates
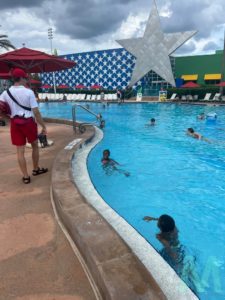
[72,104,105,133]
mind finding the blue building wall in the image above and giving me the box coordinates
[41,47,174,93]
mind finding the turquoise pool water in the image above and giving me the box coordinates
[40,102,225,300]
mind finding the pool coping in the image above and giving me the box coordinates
[49,117,199,300]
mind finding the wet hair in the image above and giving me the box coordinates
[158,214,175,233]
[188,128,194,133]
[151,118,155,122]
[103,149,110,156]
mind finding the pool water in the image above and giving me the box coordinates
[40,102,225,300]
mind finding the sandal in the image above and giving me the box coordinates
[32,167,48,176]
[22,176,31,184]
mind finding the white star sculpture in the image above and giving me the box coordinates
[116,0,197,87]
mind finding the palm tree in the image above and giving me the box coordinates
[0,34,15,50]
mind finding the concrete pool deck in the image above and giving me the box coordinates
[0,122,97,300]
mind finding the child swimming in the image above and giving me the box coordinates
[101,149,130,177]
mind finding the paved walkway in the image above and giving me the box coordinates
[0,123,96,300]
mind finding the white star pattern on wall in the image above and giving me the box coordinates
[41,47,174,90]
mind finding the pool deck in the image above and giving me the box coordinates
[0,122,97,300]
[0,120,166,300]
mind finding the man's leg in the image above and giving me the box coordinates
[31,140,39,170]
[16,146,29,178]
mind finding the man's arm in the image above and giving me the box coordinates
[143,216,159,222]
[32,107,47,134]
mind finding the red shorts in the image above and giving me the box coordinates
[10,117,38,146]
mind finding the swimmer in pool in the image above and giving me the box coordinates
[143,214,200,293]
[187,128,211,142]
[101,149,118,166]
[101,149,130,177]
[197,113,205,120]
[145,118,156,127]
[186,128,202,139]
[143,214,179,260]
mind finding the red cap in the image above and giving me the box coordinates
[11,68,28,79]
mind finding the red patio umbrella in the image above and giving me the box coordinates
[0,47,76,73]
[181,81,200,88]
[57,84,70,89]
[75,84,86,89]
[42,84,52,89]
[0,72,11,79]
[216,81,225,87]
[91,84,102,89]
[30,79,41,85]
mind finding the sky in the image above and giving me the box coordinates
[0,0,225,57]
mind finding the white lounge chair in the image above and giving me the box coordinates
[67,94,73,101]
[86,94,91,101]
[112,93,118,101]
[186,95,193,101]
[181,95,187,101]
[71,94,76,101]
[203,93,211,101]
[193,95,199,101]
[96,94,101,101]
[81,94,86,101]
[91,94,96,101]
[107,94,113,101]
[170,93,177,100]
[213,93,221,101]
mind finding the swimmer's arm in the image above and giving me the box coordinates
[110,159,119,165]
[143,216,159,222]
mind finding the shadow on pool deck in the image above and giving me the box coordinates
[0,122,97,300]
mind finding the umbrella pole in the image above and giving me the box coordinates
[53,72,56,94]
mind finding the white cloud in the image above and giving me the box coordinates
[0,0,224,56]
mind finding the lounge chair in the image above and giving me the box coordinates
[213,93,221,101]
[107,94,113,101]
[203,93,211,101]
[186,95,193,101]
[112,93,118,101]
[86,95,91,101]
[72,94,79,101]
[91,94,96,101]
[181,95,187,101]
[81,94,86,100]
[170,93,177,100]
[193,95,199,101]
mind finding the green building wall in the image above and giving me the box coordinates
[174,50,224,85]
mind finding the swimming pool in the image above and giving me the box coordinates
[40,102,225,300]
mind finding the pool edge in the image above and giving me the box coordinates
[50,118,198,300]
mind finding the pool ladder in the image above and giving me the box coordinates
[72,104,105,133]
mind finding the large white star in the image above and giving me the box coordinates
[116,0,197,87]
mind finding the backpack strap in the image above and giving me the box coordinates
[7,89,31,111]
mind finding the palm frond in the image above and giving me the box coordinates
[0,35,16,50]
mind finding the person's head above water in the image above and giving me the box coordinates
[150,118,156,124]
[187,128,194,134]
[103,149,110,159]
[158,214,175,233]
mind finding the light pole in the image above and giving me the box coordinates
[48,27,56,94]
